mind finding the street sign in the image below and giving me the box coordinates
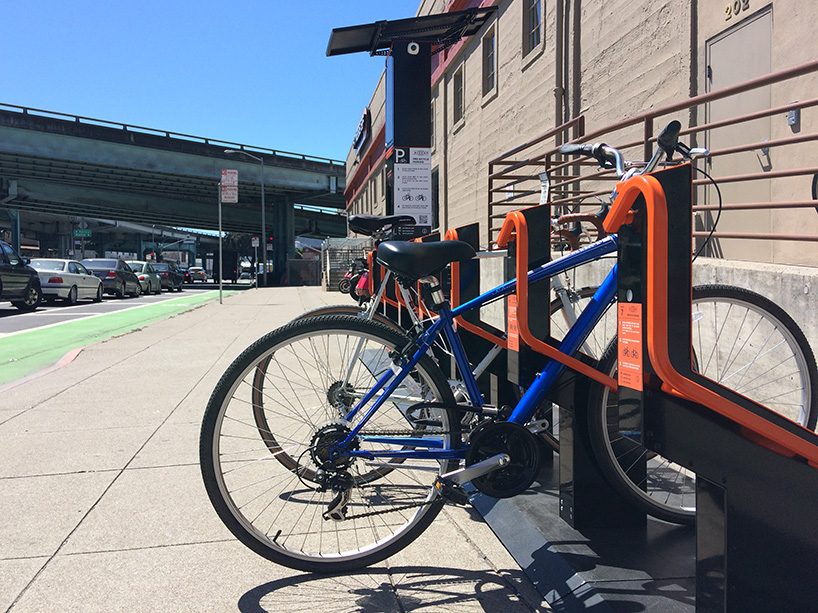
[251,237,260,248]
[220,169,238,203]
[73,228,92,238]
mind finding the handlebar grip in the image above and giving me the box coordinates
[559,143,594,156]
[657,120,682,154]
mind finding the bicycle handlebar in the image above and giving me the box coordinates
[559,142,626,177]
[559,121,709,179]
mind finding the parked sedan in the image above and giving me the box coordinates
[153,261,184,292]
[30,258,103,304]
[0,240,41,310]
[126,261,162,295]
[81,258,142,298]
[188,266,207,282]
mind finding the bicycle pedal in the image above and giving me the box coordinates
[434,477,470,505]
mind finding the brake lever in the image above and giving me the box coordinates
[675,142,710,161]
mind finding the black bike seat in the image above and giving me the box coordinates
[348,214,416,236]
[376,240,475,280]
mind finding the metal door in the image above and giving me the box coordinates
[704,7,773,262]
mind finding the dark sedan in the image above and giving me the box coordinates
[154,261,184,292]
[0,240,42,310]
[82,258,142,298]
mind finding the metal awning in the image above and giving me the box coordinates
[326,7,497,56]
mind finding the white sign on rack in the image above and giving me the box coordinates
[220,169,238,203]
[393,147,432,225]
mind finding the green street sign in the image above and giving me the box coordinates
[73,228,92,238]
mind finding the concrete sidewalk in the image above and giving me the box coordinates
[0,287,548,612]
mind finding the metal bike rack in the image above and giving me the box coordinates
[495,205,646,529]
[616,163,818,610]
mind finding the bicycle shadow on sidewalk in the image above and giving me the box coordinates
[238,564,540,612]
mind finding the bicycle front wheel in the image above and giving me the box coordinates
[588,284,818,525]
[200,315,461,572]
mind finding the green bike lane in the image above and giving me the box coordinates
[0,290,233,386]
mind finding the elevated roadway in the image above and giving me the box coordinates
[0,103,346,238]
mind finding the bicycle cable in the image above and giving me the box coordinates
[691,165,722,261]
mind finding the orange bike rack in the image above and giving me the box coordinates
[496,212,618,391]
[605,169,818,466]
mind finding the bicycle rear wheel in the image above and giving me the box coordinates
[200,315,460,572]
[588,284,818,524]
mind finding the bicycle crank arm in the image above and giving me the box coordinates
[438,453,510,485]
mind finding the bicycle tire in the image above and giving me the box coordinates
[294,304,403,333]
[587,284,818,525]
[200,314,461,572]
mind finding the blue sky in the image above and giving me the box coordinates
[1,1,418,161]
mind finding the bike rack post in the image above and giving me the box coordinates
[613,163,818,609]
[497,206,643,528]
[446,223,513,407]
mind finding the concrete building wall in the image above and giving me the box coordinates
[343,0,818,347]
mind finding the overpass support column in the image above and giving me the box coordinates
[5,209,21,254]
[271,196,295,285]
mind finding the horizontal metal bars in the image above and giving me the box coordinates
[708,132,818,158]
[693,166,818,185]
[693,201,818,212]
[692,231,818,242]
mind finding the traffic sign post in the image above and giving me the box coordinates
[218,169,238,304]
[251,237,259,287]
[220,169,238,204]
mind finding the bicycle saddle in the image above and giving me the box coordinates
[376,240,475,280]
[348,214,416,237]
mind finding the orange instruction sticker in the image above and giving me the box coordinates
[507,294,519,352]
[617,303,643,391]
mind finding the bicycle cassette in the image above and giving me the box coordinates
[465,421,540,499]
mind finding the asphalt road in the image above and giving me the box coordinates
[0,289,211,335]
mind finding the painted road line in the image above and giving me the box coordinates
[0,292,217,339]
[0,290,234,386]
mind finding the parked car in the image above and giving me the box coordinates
[0,240,41,310]
[126,261,162,295]
[153,261,184,292]
[81,258,142,298]
[30,258,103,304]
[188,266,207,282]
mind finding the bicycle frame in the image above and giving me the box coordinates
[340,234,620,460]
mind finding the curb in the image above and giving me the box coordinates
[0,346,85,394]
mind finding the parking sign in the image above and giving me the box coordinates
[220,169,238,203]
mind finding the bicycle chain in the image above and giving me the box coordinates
[327,428,454,521]
[358,429,452,436]
[336,496,445,521]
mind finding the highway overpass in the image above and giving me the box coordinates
[0,103,347,270]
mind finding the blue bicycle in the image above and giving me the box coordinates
[200,125,817,572]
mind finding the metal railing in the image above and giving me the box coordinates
[0,102,345,167]
[487,58,818,254]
